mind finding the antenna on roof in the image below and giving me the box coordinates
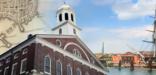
[102,42,104,54]
[64,1,66,4]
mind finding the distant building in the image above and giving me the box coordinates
[112,52,141,67]
[95,53,113,67]
[0,3,108,75]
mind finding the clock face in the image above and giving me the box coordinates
[0,0,49,54]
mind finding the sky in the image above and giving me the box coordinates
[38,0,156,53]
[0,0,154,54]
[39,0,156,53]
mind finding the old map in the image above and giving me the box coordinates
[0,0,38,50]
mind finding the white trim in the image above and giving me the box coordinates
[44,55,51,75]
[11,63,18,75]
[56,39,62,47]
[64,42,90,62]
[22,48,28,55]
[36,35,105,71]
[0,62,2,67]
[20,58,27,74]
[67,64,73,75]
[76,68,82,75]
[0,38,35,60]
[56,59,62,75]
[14,53,19,59]
[0,70,2,74]
[4,66,9,75]
[6,57,11,63]
[36,38,107,74]
[85,72,89,75]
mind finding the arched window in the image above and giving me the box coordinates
[85,72,89,75]
[73,49,81,58]
[71,14,74,22]
[59,29,62,35]
[91,58,95,64]
[59,14,62,22]
[76,68,81,75]
[44,56,51,74]
[67,64,72,75]
[56,39,62,47]
[56,61,62,75]
[65,13,69,20]
[73,29,76,34]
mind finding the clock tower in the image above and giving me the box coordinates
[52,3,81,37]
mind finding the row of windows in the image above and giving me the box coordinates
[0,58,27,75]
[44,56,89,75]
[0,48,28,67]
[59,13,74,22]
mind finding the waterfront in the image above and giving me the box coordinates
[108,68,156,75]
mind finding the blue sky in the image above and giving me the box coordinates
[39,0,156,53]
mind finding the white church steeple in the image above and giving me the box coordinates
[52,3,81,37]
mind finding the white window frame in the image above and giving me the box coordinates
[22,48,28,55]
[0,70,2,75]
[0,62,2,67]
[6,58,10,63]
[56,39,62,47]
[20,58,27,74]
[11,63,18,75]
[67,64,72,75]
[85,72,89,75]
[4,66,9,75]
[14,54,19,59]
[56,59,62,75]
[76,68,82,75]
[44,55,51,75]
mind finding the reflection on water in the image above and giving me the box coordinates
[108,67,156,75]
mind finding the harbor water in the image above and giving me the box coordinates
[108,67,156,75]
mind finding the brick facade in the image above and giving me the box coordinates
[0,35,107,75]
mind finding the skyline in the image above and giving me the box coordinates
[40,0,156,53]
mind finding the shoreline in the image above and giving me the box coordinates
[108,67,156,70]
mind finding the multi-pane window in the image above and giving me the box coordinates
[85,72,89,75]
[44,56,51,74]
[56,61,62,75]
[20,58,27,74]
[0,70,2,75]
[76,68,81,75]
[73,49,81,58]
[22,48,28,55]
[4,67,9,75]
[67,65,72,75]
[12,63,18,75]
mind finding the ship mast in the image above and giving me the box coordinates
[153,9,156,58]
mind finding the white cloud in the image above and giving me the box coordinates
[92,0,115,6]
[113,0,156,20]
[38,0,80,13]
[81,25,153,53]
[92,0,156,20]
[110,25,153,39]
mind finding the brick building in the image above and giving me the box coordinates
[112,52,141,67]
[0,3,108,75]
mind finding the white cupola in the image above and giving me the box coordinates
[52,3,81,37]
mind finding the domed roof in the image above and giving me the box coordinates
[58,3,72,11]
